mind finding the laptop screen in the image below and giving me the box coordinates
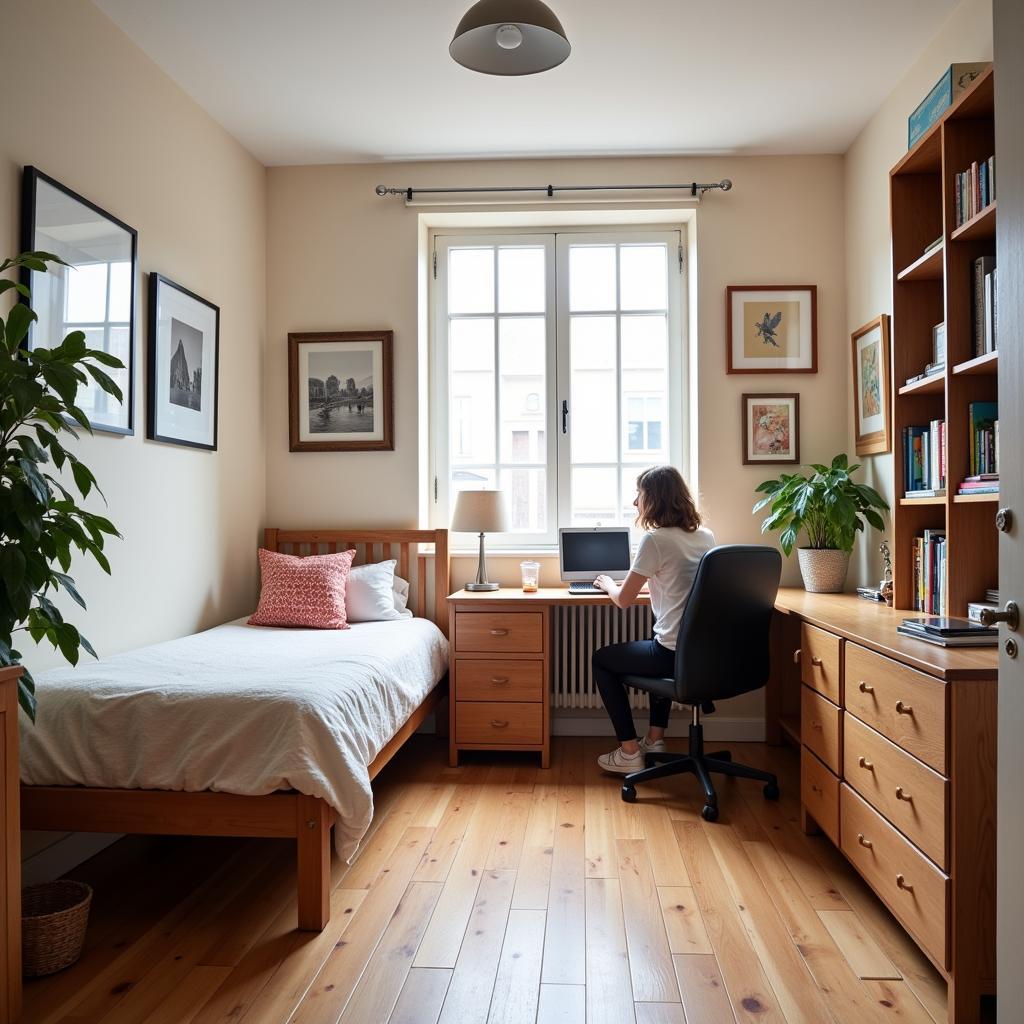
[559,528,632,581]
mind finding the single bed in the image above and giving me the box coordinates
[20,528,450,931]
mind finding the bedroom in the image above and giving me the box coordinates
[1,1,1022,1022]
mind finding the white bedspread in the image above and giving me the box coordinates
[19,617,449,860]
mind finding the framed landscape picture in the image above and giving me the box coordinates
[20,166,137,434]
[851,314,892,456]
[742,393,800,464]
[147,274,220,450]
[288,331,394,452]
[727,285,817,373]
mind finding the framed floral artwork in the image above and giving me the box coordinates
[850,314,892,456]
[742,393,800,464]
[727,285,817,373]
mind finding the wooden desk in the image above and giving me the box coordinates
[1,666,22,1024]
[447,587,650,769]
[768,588,997,1024]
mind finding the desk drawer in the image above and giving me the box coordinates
[800,623,842,703]
[455,659,544,702]
[455,702,543,745]
[845,644,946,773]
[843,713,948,868]
[801,746,839,844]
[841,785,948,969]
[801,685,841,774]
[455,612,544,654]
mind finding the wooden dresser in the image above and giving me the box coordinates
[769,590,997,1024]
[1,666,22,1024]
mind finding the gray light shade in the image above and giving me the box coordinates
[450,0,570,76]
[451,490,510,533]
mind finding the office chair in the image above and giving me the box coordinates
[619,544,782,821]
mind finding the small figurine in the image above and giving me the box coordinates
[879,540,894,606]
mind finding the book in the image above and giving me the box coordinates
[973,255,996,356]
[968,401,998,476]
[897,625,998,647]
[905,489,946,498]
[968,601,998,623]
[902,616,996,637]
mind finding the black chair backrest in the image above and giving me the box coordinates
[671,544,782,704]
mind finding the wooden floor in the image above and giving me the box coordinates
[22,736,960,1024]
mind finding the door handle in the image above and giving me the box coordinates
[561,399,569,434]
[979,601,1019,631]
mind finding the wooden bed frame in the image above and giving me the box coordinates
[20,528,450,932]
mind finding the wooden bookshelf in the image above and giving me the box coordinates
[890,65,997,616]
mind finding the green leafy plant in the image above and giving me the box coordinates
[1,252,123,720]
[753,454,889,557]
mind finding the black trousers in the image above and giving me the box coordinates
[592,639,675,743]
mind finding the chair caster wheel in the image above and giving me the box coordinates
[621,785,637,803]
[701,803,719,822]
[763,782,780,800]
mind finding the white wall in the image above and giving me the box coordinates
[844,0,993,586]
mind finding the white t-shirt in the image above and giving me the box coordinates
[631,526,716,650]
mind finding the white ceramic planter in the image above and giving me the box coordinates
[797,548,851,593]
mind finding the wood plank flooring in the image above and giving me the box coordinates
[23,736,954,1024]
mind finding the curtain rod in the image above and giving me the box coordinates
[375,180,732,202]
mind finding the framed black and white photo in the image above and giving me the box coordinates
[288,331,394,452]
[20,166,137,434]
[147,274,219,450]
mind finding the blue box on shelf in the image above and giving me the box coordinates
[908,62,989,150]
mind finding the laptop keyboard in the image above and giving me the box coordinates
[568,582,604,595]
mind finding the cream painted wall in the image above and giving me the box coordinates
[0,0,267,673]
[844,0,993,587]
[266,154,847,725]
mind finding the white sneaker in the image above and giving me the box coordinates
[639,736,666,754]
[597,746,645,775]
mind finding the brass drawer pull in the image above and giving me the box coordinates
[895,787,913,802]
[858,756,874,771]
[857,833,872,848]
[810,656,823,666]
[490,676,510,685]
[490,628,510,637]
[858,680,874,694]
[490,719,509,728]
[895,700,913,715]
[896,874,914,892]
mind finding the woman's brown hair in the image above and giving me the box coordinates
[634,465,702,532]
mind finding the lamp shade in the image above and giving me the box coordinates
[450,0,570,76]
[451,489,509,533]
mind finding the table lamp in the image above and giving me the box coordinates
[451,489,508,592]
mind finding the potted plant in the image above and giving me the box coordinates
[1,252,123,720]
[753,454,889,593]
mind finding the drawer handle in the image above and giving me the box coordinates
[490,628,510,637]
[858,680,875,694]
[857,756,874,771]
[895,700,913,716]
[810,656,823,667]
[896,874,914,892]
[811,720,823,731]
[490,676,510,685]
[895,786,913,802]
[810,783,822,794]
[490,719,510,728]
[793,648,802,663]
[857,833,873,849]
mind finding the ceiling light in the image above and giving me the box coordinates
[450,0,570,76]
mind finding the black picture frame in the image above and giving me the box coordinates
[20,166,138,435]
[147,273,220,451]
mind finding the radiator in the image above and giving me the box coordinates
[551,604,656,710]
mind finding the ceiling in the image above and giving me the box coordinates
[95,0,961,166]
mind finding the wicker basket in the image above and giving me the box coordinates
[21,880,92,977]
[797,548,851,594]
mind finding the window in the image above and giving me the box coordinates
[433,229,684,546]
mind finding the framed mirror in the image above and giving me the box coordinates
[20,166,137,434]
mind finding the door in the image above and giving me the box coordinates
[994,0,1024,1013]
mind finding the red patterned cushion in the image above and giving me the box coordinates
[248,548,356,629]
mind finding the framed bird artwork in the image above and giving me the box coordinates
[726,285,818,373]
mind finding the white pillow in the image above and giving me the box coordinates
[346,560,412,622]
[393,572,412,616]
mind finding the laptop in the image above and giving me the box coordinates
[558,527,632,594]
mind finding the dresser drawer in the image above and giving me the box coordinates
[455,612,544,654]
[455,702,543,745]
[455,659,544,702]
[800,623,842,703]
[845,644,946,773]
[801,685,841,774]
[801,746,839,844]
[843,713,948,868]
[840,785,949,969]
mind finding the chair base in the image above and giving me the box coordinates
[620,718,779,821]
